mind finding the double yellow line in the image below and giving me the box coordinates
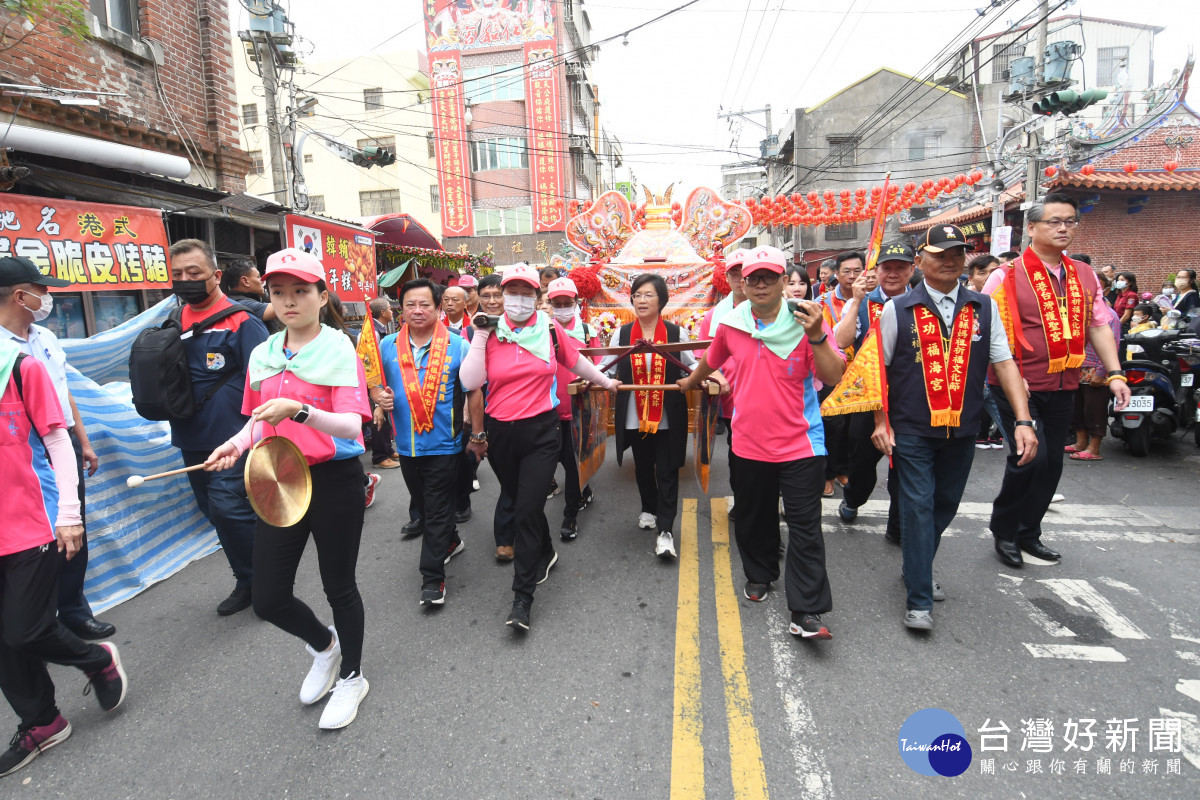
[670,497,770,800]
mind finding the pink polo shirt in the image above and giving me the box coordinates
[554,319,597,421]
[1,357,66,555]
[705,318,839,463]
[241,361,372,466]
[485,319,581,422]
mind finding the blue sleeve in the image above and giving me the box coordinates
[234,312,270,372]
[379,334,400,390]
[232,296,269,319]
[451,333,471,389]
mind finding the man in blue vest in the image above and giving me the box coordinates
[833,242,915,541]
[871,225,1037,631]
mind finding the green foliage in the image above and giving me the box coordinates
[1,0,91,51]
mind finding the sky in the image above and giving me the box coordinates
[234,0,1199,190]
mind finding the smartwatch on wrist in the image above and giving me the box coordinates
[810,333,828,346]
[291,404,311,425]
[1014,420,1035,429]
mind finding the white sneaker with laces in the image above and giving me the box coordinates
[318,672,369,730]
[655,531,677,558]
[638,512,656,530]
[299,626,341,705]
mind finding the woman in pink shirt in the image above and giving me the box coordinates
[460,264,617,632]
[206,249,371,730]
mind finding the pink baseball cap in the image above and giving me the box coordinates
[547,277,578,299]
[726,249,747,270]
[457,274,478,289]
[742,246,788,275]
[501,262,540,289]
[265,248,324,283]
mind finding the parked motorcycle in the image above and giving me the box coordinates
[1109,328,1200,456]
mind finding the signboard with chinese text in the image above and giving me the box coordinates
[0,194,171,292]
[525,40,565,232]
[424,0,556,53]
[429,52,475,237]
[284,213,377,302]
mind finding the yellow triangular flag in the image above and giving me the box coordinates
[820,325,887,416]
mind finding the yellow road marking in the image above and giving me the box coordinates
[670,498,705,799]
[711,497,770,800]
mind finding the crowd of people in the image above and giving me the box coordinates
[0,191,1156,774]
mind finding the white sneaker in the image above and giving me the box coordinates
[299,626,341,705]
[1051,493,1066,503]
[318,672,369,730]
[638,512,656,530]
[655,532,677,558]
[472,479,480,491]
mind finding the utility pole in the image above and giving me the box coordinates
[253,33,289,204]
[718,104,773,242]
[1021,0,1050,249]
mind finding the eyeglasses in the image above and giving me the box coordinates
[631,292,659,301]
[744,273,782,287]
[1035,218,1079,228]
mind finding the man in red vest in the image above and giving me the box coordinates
[982,193,1130,568]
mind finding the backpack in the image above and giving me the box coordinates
[129,304,247,421]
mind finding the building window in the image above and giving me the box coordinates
[89,0,137,37]
[356,136,396,153]
[308,195,326,213]
[430,184,440,211]
[462,65,525,103]
[826,136,858,168]
[363,87,384,111]
[1097,46,1129,86]
[359,189,402,216]
[474,207,532,237]
[241,103,258,127]
[470,137,528,172]
[303,154,313,164]
[908,133,941,162]
[991,42,1017,83]
[249,150,264,176]
[825,222,857,241]
[427,131,436,159]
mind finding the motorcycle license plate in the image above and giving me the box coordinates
[1182,373,1194,387]
[1126,396,1154,411]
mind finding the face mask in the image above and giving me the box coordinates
[1131,316,1145,326]
[552,306,576,324]
[1113,280,1127,290]
[173,278,212,305]
[23,290,53,322]
[1175,280,1190,291]
[504,294,537,322]
[1164,287,1176,296]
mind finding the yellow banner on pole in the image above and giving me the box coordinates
[357,322,386,390]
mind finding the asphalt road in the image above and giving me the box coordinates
[4,427,1199,799]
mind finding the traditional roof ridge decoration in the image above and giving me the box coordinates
[899,187,1025,233]
[1053,111,1200,192]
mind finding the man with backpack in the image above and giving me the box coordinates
[165,239,269,615]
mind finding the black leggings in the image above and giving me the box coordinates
[252,457,366,678]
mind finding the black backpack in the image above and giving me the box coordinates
[129,305,247,421]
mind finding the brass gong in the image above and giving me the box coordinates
[244,435,312,528]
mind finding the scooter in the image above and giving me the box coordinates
[1108,328,1200,456]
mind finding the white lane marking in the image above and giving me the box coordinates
[1023,643,1126,661]
[1176,651,1200,667]
[1038,579,1149,640]
[1158,708,1200,771]
[1096,576,1141,595]
[1177,679,1200,705]
[829,523,1184,545]
[1173,634,1200,646]
[995,577,1075,638]
[764,604,834,799]
[823,500,1166,527]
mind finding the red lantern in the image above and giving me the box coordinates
[1080,164,1096,176]
[790,193,802,204]
[776,195,787,205]
[969,169,984,184]
[937,176,951,188]
[806,191,819,203]
[903,182,917,193]
[954,173,967,186]
[1165,160,1180,172]
[921,179,934,190]
[1044,165,1058,178]
[1123,162,1138,173]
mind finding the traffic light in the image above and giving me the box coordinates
[353,146,396,168]
[1032,88,1108,116]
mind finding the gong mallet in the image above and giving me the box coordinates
[126,463,209,488]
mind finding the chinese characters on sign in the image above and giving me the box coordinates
[975,716,1184,778]
[285,214,377,302]
[524,41,565,233]
[0,195,171,292]
[429,53,474,237]
[958,220,988,236]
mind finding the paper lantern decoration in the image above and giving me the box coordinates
[954,173,967,185]
[969,170,983,184]
[1164,160,1179,172]
[1044,166,1058,177]
[1123,162,1138,173]
[1080,164,1096,176]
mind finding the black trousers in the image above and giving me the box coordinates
[557,419,587,523]
[252,458,366,679]
[57,436,94,626]
[370,413,395,463]
[485,411,559,598]
[723,417,743,499]
[735,456,832,615]
[841,411,900,540]
[627,429,681,535]
[455,431,475,513]
[818,387,850,480]
[990,389,1074,547]
[0,543,111,728]
[399,453,461,587]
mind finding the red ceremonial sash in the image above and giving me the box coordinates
[632,318,668,433]
[867,299,885,324]
[913,303,975,428]
[1019,252,1087,373]
[397,323,450,434]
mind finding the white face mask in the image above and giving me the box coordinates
[1113,280,1127,289]
[552,306,576,324]
[504,294,537,323]
[1164,287,1177,296]
[1131,316,1145,326]
[25,290,53,322]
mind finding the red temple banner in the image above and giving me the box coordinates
[285,213,376,302]
[525,40,565,233]
[0,194,171,292]
[429,52,474,237]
